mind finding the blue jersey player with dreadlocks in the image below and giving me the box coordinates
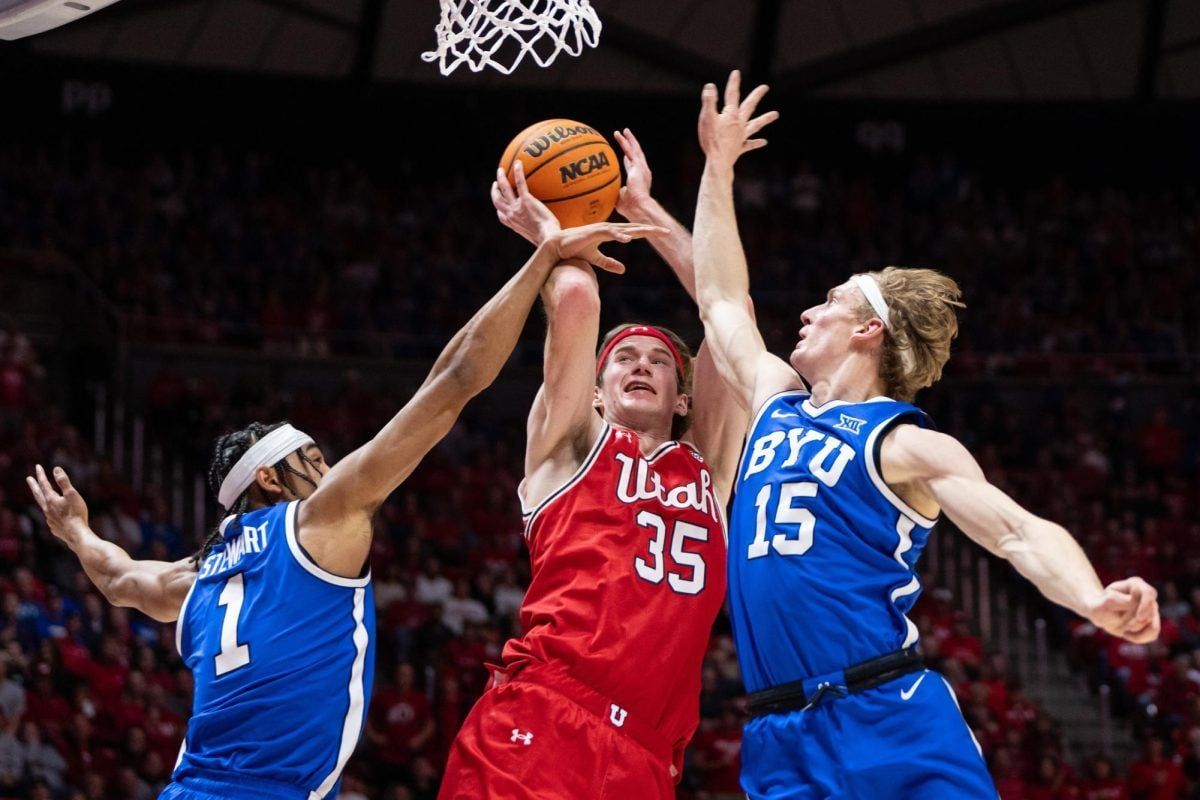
[688,71,1161,799]
[25,220,662,800]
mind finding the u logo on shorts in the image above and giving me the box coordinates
[609,704,628,728]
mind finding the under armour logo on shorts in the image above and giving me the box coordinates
[609,704,628,728]
[510,729,533,745]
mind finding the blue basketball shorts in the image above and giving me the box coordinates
[740,669,997,800]
[159,770,316,800]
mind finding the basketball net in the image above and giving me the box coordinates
[422,0,602,75]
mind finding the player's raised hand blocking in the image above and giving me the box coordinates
[493,160,665,274]
[541,222,666,274]
[698,70,779,169]
[1087,577,1161,644]
[614,128,653,218]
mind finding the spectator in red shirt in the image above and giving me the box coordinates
[942,613,985,668]
[691,705,743,798]
[367,662,434,787]
[994,746,1029,799]
[1081,755,1130,800]
[1004,682,1039,732]
[1127,738,1185,800]
[24,665,71,737]
[1028,754,1081,800]
[1137,408,1182,473]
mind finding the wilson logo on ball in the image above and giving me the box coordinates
[523,125,600,158]
[559,152,611,183]
[500,118,621,228]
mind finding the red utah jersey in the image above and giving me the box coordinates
[505,423,728,761]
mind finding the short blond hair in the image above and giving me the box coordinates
[853,267,964,402]
[596,323,694,439]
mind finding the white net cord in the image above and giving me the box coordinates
[422,0,603,76]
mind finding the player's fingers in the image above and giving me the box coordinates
[591,248,626,274]
[512,159,530,196]
[25,477,47,512]
[490,181,505,209]
[613,129,629,156]
[621,224,669,238]
[740,83,770,118]
[1125,614,1161,644]
[1134,593,1158,628]
[599,223,666,240]
[743,138,769,152]
[723,70,741,109]
[622,128,646,160]
[35,464,57,499]
[701,82,719,115]
[53,466,74,493]
[745,110,780,137]
[495,168,515,203]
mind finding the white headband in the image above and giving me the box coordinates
[218,424,314,510]
[849,274,891,329]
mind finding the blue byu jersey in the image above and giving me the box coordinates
[173,500,375,799]
[729,391,937,693]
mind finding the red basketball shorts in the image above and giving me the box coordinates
[438,664,676,800]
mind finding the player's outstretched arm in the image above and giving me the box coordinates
[523,260,606,481]
[300,223,662,577]
[26,465,195,622]
[881,425,1161,644]
[491,161,668,499]
[615,128,749,496]
[693,71,797,411]
[685,343,749,503]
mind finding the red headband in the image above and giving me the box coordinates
[596,325,685,376]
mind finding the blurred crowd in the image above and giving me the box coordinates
[0,136,1198,799]
[1,140,1197,375]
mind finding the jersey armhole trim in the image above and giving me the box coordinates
[284,500,372,588]
[863,413,939,529]
[735,389,810,481]
[522,423,611,537]
[174,574,199,658]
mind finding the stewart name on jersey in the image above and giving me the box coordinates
[174,501,374,800]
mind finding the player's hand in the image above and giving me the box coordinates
[543,222,668,274]
[614,128,655,220]
[1086,577,1160,644]
[26,465,89,547]
[698,70,779,169]
[492,161,560,246]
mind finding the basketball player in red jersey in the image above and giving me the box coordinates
[438,152,746,798]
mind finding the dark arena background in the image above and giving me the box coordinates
[2,1,1200,798]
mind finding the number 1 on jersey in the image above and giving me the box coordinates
[215,574,252,676]
[748,481,817,559]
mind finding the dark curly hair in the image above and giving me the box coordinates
[192,421,318,567]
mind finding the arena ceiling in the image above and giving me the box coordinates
[17,0,1200,98]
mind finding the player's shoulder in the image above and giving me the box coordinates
[669,438,709,466]
[747,388,810,429]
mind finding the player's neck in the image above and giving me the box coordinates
[606,416,673,455]
[806,357,889,407]
[635,431,672,456]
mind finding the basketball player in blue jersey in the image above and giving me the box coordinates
[24,221,662,800]
[689,71,1161,799]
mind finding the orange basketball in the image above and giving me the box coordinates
[499,119,621,229]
